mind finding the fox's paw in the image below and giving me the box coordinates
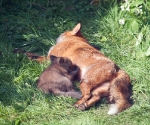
[73,103,87,111]
[78,103,87,110]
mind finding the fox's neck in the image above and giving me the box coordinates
[56,35,88,44]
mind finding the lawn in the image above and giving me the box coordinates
[0,0,150,125]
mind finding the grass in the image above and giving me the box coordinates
[0,0,150,124]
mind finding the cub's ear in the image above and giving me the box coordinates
[50,55,58,63]
[59,57,65,65]
[71,23,81,35]
[59,57,72,67]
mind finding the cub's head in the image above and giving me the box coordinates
[50,55,78,73]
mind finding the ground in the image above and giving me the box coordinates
[0,0,150,125]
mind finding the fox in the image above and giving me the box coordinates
[18,23,132,115]
[46,23,132,115]
[37,55,82,99]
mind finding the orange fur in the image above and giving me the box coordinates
[47,23,132,114]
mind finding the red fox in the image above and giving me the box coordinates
[47,23,132,115]
[18,23,132,115]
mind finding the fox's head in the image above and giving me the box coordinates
[56,23,87,44]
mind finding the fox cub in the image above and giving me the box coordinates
[37,55,82,99]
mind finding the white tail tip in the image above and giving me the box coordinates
[107,104,119,115]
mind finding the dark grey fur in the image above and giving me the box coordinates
[37,55,82,99]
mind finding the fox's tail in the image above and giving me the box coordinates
[108,70,132,115]
[13,48,48,63]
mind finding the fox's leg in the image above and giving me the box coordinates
[74,63,116,109]
[25,52,46,63]
[74,81,92,108]
[108,70,132,115]
[13,48,51,63]
[13,48,47,63]
[75,82,110,110]
[76,95,101,110]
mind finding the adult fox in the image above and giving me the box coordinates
[24,23,132,115]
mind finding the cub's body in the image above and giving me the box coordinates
[37,55,82,99]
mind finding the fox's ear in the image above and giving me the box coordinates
[71,23,81,35]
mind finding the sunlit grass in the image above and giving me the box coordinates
[0,0,150,125]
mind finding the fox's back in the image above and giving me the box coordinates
[50,36,112,68]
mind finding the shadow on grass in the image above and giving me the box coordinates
[0,0,120,53]
[0,50,38,112]
[0,71,29,112]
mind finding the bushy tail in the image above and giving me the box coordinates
[108,70,132,115]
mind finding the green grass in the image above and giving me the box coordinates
[0,0,150,125]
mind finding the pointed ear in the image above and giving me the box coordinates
[59,57,65,64]
[50,55,57,63]
[71,23,81,35]
[59,57,73,68]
